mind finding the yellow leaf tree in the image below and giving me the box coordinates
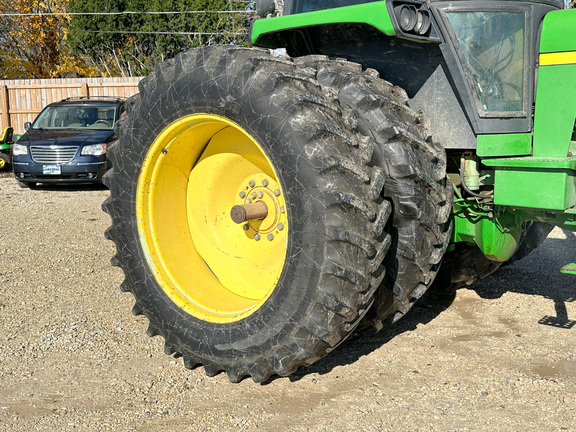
[0,0,97,78]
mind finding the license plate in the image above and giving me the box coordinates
[43,164,61,175]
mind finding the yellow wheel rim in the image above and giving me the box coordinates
[0,158,5,169]
[136,114,288,323]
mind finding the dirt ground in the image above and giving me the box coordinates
[0,176,575,431]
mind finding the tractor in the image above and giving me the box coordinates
[103,0,576,382]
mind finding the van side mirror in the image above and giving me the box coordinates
[24,122,31,131]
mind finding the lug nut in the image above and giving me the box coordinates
[257,191,263,198]
[274,189,281,197]
[278,223,285,231]
[249,180,256,188]
[280,206,285,214]
[239,191,246,199]
[251,192,257,199]
[267,233,274,241]
[262,179,269,187]
[243,224,249,231]
[254,233,261,241]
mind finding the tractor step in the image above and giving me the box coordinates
[560,263,576,275]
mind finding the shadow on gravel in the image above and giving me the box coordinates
[23,182,108,192]
[470,235,576,330]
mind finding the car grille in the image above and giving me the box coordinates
[30,146,79,163]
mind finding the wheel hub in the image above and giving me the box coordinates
[232,174,287,242]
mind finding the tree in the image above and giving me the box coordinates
[0,0,97,78]
[67,0,252,77]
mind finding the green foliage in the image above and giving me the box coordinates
[68,0,251,76]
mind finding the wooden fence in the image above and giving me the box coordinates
[0,77,143,135]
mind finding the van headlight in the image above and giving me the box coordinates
[81,144,107,156]
[12,143,28,156]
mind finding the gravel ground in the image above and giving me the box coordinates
[0,176,575,432]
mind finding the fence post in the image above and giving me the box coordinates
[0,85,10,131]
[81,83,89,98]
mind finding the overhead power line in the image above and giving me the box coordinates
[2,10,255,17]
[0,27,247,36]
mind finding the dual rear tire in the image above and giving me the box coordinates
[103,46,451,382]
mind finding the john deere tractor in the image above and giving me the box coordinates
[103,0,576,382]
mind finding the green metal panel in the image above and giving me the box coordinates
[533,64,576,158]
[452,207,524,262]
[251,2,396,47]
[539,9,576,54]
[473,217,523,262]
[482,156,576,169]
[492,168,576,210]
[452,214,475,244]
[532,9,576,159]
[476,133,532,157]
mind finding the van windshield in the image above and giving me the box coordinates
[32,105,117,130]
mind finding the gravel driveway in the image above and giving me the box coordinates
[0,177,575,431]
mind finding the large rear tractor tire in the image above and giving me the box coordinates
[103,46,391,382]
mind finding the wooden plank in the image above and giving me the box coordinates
[3,82,140,90]
[9,109,43,114]
[84,82,140,87]
[5,84,81,90]
[1,85,10,130]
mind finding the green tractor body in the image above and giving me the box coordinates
[104,0,576,382]
[252,0,576,262]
